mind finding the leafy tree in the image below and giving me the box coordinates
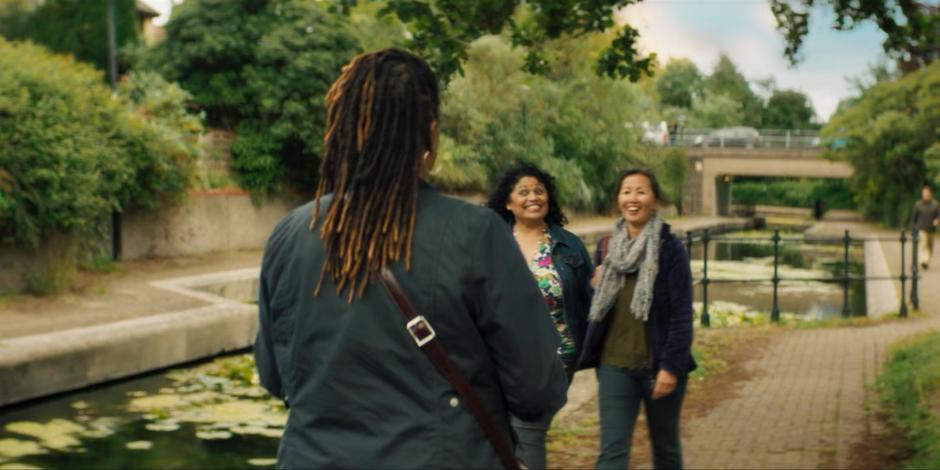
[0,39,201,291]
[772,0,939,72]
[339,0,656,82]
[762,89,816,129]
[138,0,361,194]
[2,0,139,74]
[823,61,940,226]
[0,0,33,39]
[656,58,703,109]
[704,54,763,127]
[435,35,690,211]
[688,91,743,129]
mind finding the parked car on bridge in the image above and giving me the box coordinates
[641,120,669,146]
[700,126,761,148]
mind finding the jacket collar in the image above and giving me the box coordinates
[547,224,571,249]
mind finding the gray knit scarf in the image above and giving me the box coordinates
[588,214,663,322]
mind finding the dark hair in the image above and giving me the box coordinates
[612,168,663,204]
[312,49,439,301]
[924,183,934,192]
[486,163,568,227]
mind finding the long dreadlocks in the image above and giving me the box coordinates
[312,49,439,302]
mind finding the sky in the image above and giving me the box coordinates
[618,0,888,121]
[144,0,889,122]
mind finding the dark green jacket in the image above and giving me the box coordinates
[255,187,569,469]
[546,225,594,356]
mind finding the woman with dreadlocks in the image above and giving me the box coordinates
[254,49,568,469]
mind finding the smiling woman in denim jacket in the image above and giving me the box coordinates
[487,163,595,469]
[579,168,696,470]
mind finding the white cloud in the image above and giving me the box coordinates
[615,0,886,121]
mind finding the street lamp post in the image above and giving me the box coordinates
[107,0,122,260]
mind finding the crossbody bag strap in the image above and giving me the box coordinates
[379,268,521,470]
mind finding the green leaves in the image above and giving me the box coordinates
[350,0,654,83]
[823,62,940,227]
[434,35,687,212]
[772,0,940,71]
[0,39,200,248]
[139,0,360,195]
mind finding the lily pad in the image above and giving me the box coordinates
[247,458,277,466]
[127,394,184,412]
[70,400,90,410]
[195,430,232,440]
[5,419,85,450]
[0,439,48,458]
[145,422,180,432]
[0,464,43,470]
[125,441,153,451]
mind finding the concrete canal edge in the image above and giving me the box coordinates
[864,239,898,318]
[0,269,260,408]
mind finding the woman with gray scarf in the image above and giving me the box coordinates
[578,168,696,469]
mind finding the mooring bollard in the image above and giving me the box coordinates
[911,229,920,311]
[771,228,780,322]
[842,230,851,317]
[900,230,908,318]
[701,229,711,328]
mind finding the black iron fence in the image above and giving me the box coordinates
[686,228,922,327]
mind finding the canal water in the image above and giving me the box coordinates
[0,231,867,468]
[689,232,866,319]
[0,354,282,469]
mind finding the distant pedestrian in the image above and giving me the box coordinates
[487,163,595,469]
[668,121,678,146]
[912,183,940,270]
[579,168,696,469]
[254,49,568,469]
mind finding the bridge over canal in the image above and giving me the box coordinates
[681,147,853,216]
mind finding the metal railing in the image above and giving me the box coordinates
[669,128,821,149]
[687,228,921,327]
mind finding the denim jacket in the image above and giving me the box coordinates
[546,224,595,356]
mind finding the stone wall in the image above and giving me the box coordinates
[0,190,299,293]
[121,189,298,260]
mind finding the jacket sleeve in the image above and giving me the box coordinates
[254,217,293,402]
[469,212,568,421]
[578,237,595,315]
[658,238,694,376]
[255,261,283,399]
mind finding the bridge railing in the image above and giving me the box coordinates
[686,228,920,326]
[671,128,821,149]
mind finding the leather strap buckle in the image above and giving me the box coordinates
[406,315,436,347]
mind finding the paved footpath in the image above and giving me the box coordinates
[674,220,938,469]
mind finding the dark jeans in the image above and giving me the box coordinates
[596,364,687,470]
[511,361,575,469]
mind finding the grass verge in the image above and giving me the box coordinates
[877,329,940,469]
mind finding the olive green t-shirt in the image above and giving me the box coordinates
[600,273,650,369]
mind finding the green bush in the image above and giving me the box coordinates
[878,330,940,469]
[0,39,201,291]
[731,178,854,209]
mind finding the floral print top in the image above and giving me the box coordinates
[522,230,578,362]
